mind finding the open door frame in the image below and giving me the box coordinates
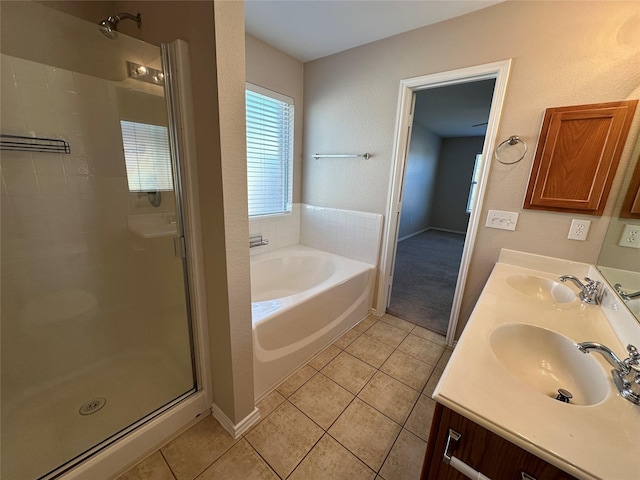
[377,60,512,347]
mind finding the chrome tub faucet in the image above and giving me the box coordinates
[559,275,601,305]
[577,342,640,405]
[249,234,269,248]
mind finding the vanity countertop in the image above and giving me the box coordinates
[433,249,640,480]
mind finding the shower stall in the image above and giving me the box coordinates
[1,2,203,478]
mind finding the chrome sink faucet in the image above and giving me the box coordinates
[559,275,601,305]
[614,283,640,301]
[577,342,640,405]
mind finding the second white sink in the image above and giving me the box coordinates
[507,275,576,304]
[490,324,609,405]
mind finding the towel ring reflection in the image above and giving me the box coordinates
[494,135,527,165]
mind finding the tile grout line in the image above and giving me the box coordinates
[241,315,447,480]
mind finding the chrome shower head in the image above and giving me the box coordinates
[98,13,141,39]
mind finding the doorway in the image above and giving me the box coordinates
[387,81,495,335]
[377,60,512,346]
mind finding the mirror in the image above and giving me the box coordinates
[597,135,640,320]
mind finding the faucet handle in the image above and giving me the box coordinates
[627,345,640,371]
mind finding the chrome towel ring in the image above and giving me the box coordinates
[494,135,527,165]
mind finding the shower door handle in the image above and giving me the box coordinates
[174,236,187,258]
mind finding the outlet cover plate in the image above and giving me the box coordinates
[618,224,640,248]
[568,219,590,241]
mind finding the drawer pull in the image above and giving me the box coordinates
[443,428,492,480]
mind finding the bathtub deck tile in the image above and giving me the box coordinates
[307,344,341,370]
[363,321,409,348]
[275,365,317,398]
[289,373,354,429]
[345,334,395,368]
[320,351,376,395]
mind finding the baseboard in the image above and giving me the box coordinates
[430,227,467,236]
[397,227,430,242]
[398,227,466,242]
[210,403,261,439]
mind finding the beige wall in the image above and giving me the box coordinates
[302,0,640,337]
[245,34,304,203]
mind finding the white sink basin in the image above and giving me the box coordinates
[490,324,609,405]
[507,275,576,304]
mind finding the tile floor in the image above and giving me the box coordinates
[117,314,453,480]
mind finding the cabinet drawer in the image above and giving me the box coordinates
[422,404,578,480]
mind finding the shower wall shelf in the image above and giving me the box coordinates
[1,134,70,154]
[313,153,371,160]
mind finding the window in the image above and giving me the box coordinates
[245,84,294,217]
[466,153,483,213]
[120,120,173,192]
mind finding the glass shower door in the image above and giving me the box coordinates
[0,3,196,478]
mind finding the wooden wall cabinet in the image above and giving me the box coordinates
[421,403,579,480]
[523,100,638,216]
[620,154,640,218]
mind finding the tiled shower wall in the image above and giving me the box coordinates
[249,203,383,265]
[0,52,186,394]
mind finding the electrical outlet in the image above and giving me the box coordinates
[618,224,640,248]
[568,219,590,241]
[485,210,518,231]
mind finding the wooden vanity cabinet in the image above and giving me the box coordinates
[523,100,637,216]
[421,403,579,480]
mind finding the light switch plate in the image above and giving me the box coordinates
[485,210,518,231]
[618,224,640,248]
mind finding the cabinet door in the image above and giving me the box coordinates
[523,100,637,216]
[422,404,578,480]
[620,154,640,218]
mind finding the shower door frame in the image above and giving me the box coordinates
[55,40,213,480]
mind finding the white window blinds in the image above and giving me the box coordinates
[246,85,294,217]
[120,120,173,192]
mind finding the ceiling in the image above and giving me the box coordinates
[414,79,496,138]
[244,0,503,137]
[244,0,504,63]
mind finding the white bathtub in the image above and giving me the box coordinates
[251,245,375,400]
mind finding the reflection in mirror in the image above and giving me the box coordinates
[597,136,640,321]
